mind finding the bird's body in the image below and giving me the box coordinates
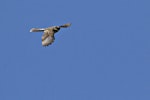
[30,23,71,46]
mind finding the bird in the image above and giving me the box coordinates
[30,23,71,46]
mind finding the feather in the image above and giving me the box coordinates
[30,28,45,32]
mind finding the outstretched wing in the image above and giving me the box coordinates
[59,23,71,28]
[30,28,45,32]
[42,30,55,46]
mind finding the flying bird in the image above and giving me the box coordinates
[30,23,71,46]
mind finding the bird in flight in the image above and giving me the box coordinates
[30,23,71,46]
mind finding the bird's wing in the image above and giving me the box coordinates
[42,30,55,46]
[59,23,71,28]
[30,28,45,32]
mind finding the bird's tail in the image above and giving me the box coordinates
[59,23,71,28]
[30,28,45,32]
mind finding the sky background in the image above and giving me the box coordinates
[0,0,150,100]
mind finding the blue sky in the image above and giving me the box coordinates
[0,0,150,100]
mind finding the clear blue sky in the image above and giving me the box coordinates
[0,0,150,100]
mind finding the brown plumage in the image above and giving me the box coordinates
[30,23,71,46]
